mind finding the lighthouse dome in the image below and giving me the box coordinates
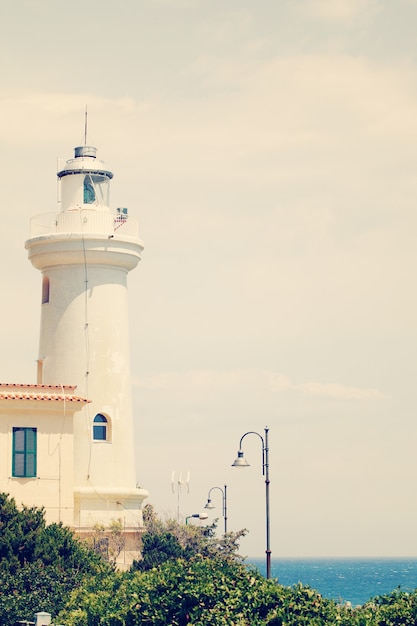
[57,145,113,180]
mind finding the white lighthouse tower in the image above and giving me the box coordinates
[25,144,148,535]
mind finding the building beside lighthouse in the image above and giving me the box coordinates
[0,143,148,561]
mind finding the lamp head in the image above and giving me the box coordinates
[186,512,209,524]
[232,450,250,468]
[204,499,215,510]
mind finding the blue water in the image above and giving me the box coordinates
[248,558,417,606]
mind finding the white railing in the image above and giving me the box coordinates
[29,209,140,239]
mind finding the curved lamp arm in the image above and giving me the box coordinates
[185,512,208,525]
[204,485,227,533]
[231,426,271,579]
[233,430,267,475]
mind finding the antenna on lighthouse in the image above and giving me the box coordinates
[84,105,88,146]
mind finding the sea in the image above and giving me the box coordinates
[247,558,417,607]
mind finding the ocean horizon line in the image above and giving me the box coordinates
[246,555,417,560]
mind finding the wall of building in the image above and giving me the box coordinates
[0,393,80,527]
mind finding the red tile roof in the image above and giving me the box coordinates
[0,383,89,403]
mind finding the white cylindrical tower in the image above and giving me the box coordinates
[25,145,148,531]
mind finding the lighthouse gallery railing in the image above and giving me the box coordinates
[29,209,140,239]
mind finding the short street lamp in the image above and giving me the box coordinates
[232,426,271,579]
[185,512,208,525]
[204,485,227,534]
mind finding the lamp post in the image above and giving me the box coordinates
[204,485,227,533]
[185,512,208,525]
[232,426,271,579]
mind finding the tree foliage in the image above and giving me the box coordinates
[58,508,417,625]
[58,555,361,625]
[90,518,126,564]
[132,503,247,572]
[0,493,111,625]
[4,496,417,625]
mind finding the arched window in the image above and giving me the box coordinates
[93,414,107,441]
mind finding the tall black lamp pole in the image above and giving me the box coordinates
[232,426,271,578]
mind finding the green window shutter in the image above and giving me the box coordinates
[25,428,37,477]
[12,428,37,478]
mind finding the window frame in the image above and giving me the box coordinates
[12,427,37,478]
[93,414,108,441]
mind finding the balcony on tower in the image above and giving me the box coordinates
[28,207,139,239]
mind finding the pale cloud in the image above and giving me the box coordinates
[182,52,417,150]
[0,0,416,560]
[135,369,384,401]
[300,381,385,399]
[298,0,381,22]
[2,51,417,177]
[207,9,254,42]
[0,93,139,146]
[148,0,201,6]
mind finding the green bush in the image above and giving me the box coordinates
[0,493,111,625]
[3,495,417,626]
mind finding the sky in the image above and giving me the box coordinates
[0,0,416,559]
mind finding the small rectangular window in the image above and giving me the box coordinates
[12,427,37,478]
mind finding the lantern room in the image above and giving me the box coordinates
[57,145,113,212]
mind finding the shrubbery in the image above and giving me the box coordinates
[0,493,110,625]
[2,495,417,625]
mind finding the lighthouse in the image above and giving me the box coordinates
[24,144,148,534]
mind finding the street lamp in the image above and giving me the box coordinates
[204,485,227,533]
[185,512,208,525]
[232,426,271,579]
